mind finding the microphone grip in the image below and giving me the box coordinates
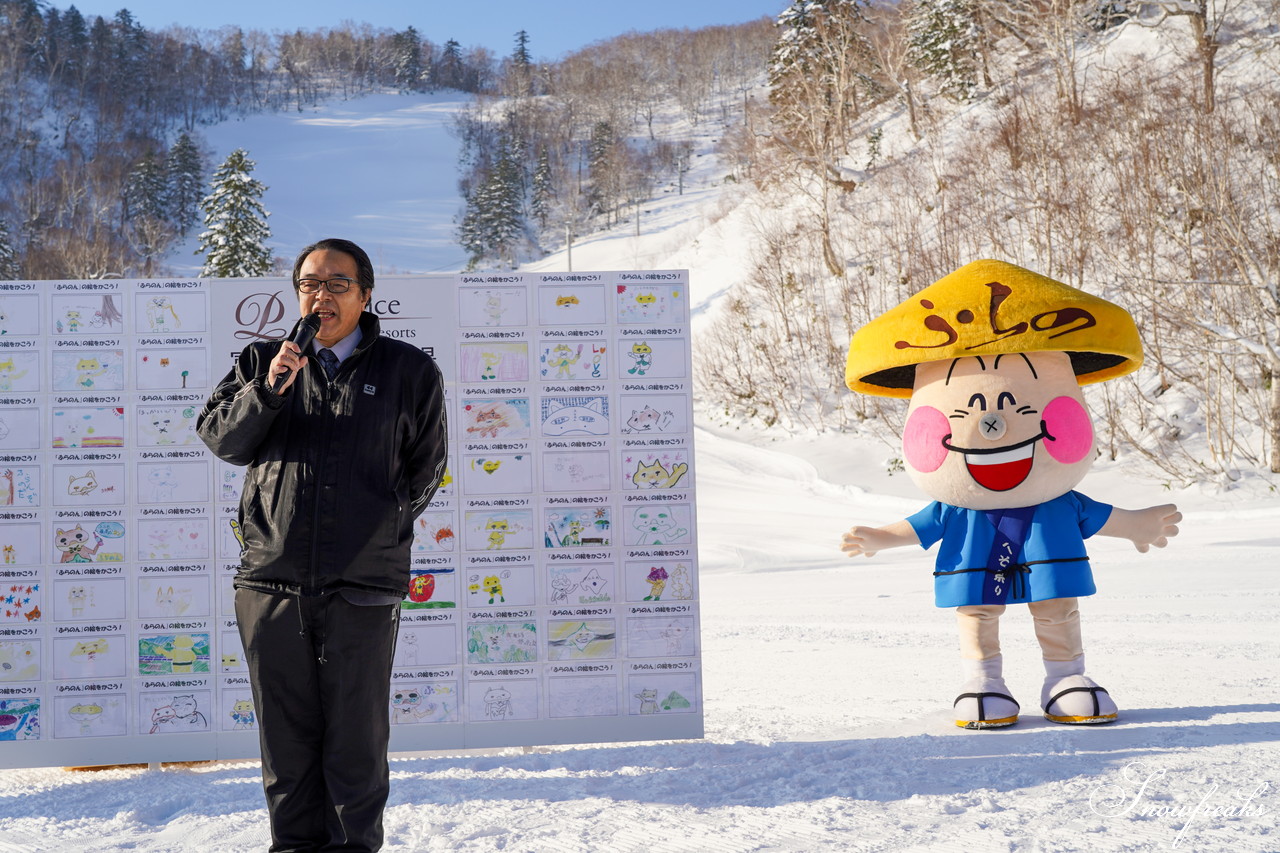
[271,313,322,394]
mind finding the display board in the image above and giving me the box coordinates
[0,271,700,768]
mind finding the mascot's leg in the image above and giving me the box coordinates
[1032,597,1118,724]
[954,605,1020,729]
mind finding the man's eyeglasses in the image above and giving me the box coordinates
[296,277,356,294]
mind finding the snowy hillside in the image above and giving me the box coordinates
[3,20,1280,853]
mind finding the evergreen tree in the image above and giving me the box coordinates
[0,219,20,280]
[433,38,465,90]
[510,30,532,96]
[392,26,423,92]
[457,139,524,269]
[906,0,981,102]
[196,148,272,278]
[530,147,553,230]
[166,131,204,236]
[124,151,168,222]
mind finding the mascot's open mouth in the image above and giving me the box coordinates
[943,425,1051,492]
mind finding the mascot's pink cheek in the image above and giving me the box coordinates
[1041,396,1093,464]
[903,405,951,473]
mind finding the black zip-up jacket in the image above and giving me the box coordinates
[197,312,447,597]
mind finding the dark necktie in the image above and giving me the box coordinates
[316,348,339,381]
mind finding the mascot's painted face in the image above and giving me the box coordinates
[902,350,1095,511]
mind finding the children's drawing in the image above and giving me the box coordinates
[49,522,126,569]
[624,450,691,490]
[390,682,457,725]
[547,619,617,661]
[218,462,245,503]
[136,348,208,390]
[467,680,538,722]
[139,577,210,619]
[51,294,124,334]
[394,624,458,667]
[539,341,607,381]
[539,396,609,436]
[432,462,456,501]
[545,508,612,549]
[142,691,211,734]
[460,398,530,442]
[0,353,37,392]
[463,453,532,495]
[218,516,246,561]
[53,577,125,622]
[465,622,537,664]
[412,512,456,554]
[548,675,619,718]
[615,283,685,324]
[617,338,687,381]
[459,342,529,383]
[458,287,526,327]
[0,638,39,681]
[537,285,607,325]
[220,630,246,672]
[0,408,40,450]
[54,634,127,679]
[136,405,201,446]
[53,407,125,449]
[52,351,124,391]
[53,463,126,507]
[547,563,614,605]
[138,632,211,675]
[463,510,533,552]
[465,567,534,607]
[542,450,611,492]
[53,694,126,738]
[1,465,39,507]
[137,518,209,561]
[1,523,40,567]
[223,691,257,731]
[627,616,696,658]
[626,561,694,603]
[628,673,696,716]
[404,568,456,610]
[0,294,40,336]
[619,394,687,435]
[135,293,206,333]
[1,581,40,624]
[625,504,692,547]
[0,697,40,741]
[137,461,210,504]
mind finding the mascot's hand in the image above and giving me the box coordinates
[841,520,920,558]
[1100,504,1182,552]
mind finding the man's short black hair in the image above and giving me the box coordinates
[293,238,375,294]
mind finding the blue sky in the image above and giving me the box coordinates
[65,0,787,60]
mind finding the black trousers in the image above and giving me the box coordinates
[235,588,400,852]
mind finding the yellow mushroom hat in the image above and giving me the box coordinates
[846,259,1143,398]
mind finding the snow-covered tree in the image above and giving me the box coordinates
[457,138,524,269]
[196,148,272,278]
[124,151,168,222]
[530,147,553,230]
[0,218,20,280]
[166,132,204,236]
[392,26,423,92]
[906,0,981,102]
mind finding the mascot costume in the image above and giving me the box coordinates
[841,259,1181,729]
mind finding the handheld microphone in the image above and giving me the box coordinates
[271,313,322,393]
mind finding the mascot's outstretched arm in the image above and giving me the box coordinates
[840,521,919,558]
[1098,504,1182,552]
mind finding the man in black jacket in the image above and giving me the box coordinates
[198,238,447,852]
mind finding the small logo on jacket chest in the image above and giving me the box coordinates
[363,384,377,396]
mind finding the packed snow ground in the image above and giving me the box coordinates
[3,78,1279,851]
